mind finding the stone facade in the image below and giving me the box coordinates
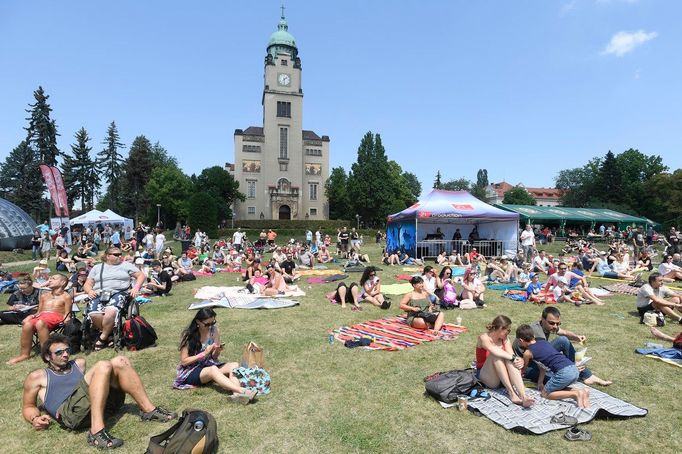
[231,15,330,220]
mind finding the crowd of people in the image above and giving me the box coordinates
[2,221,682,449]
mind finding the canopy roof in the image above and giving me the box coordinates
[388,190,519,224]
[495,204,651,225]
[70,209,128,225]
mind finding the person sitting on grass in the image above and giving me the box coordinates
[381,249,401,266]
[461,267,486,307]
[359,266,387,308]
[532,250,552,275]
[32,259,51,288]
[545,262,603,305]
[399,276,445,333]
[516,324,590,408]
[174,309,257,403]
[264,265,299,296]
[22,333,177,450]
[636,272,682,325]
[551,277,584,305]
[55,250,76,273]
[175,251,195,279]
[0,277,39,325]
[8,274,72,365]
[649,326,682,350]
[589,251,635,280]
[317,245,333,264]
[476,315,535,407]
[326,282,362,310]
[658,255,682,282]
[280,253,301,283]
[512,306,612,386]
[144,261,173,296]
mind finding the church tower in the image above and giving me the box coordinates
[233,11,330,220]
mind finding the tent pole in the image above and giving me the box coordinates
[414,218,418,257]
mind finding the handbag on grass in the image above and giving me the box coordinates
[241,341,265,368]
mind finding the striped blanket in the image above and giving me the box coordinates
[332,316,467,351]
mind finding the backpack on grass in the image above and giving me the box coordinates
[122,315,158,351]
[146,409,218,454]
[424,369,482,404]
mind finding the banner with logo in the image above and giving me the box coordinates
[50,166,70,217]
[39,164,61,216]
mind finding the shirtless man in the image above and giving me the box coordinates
[8,274,71,364]
[21,334,176,449]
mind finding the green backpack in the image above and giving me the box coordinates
[146,409,218,454]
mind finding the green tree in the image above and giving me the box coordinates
[471,168,489,200]
[433,171,442,189]
[150,141,179,169]
[125,135,154,222]
[24,86,60,166]
[387,160,417,214]
[441,178,471,192]
[325,166,350,220]
[597,151,623,204]
[193,166,245,222]
[0,140,45,219]
[144,165,193,227]
[62,128,99,211]
[188,192,218,238]
[97,121,125,209]
[347,132,403,227]
[402,171,422,200]
[502,186,536,205]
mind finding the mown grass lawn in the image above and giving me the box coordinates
[0,240,680,453]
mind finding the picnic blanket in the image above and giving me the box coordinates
[298,268,338,276]
[332,316,467,351]
[460,383,647,434]
[306,274,348,284]
[188,297,299,310]
[487,283,524,291]
[194,286,306,300]
[603,283,682,296]
[396,274,416,281]
[382,282,413,295]
[635,347,682,368]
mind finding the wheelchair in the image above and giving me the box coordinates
[81,292,139,352]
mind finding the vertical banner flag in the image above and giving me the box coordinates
[39,164,61,216]
[50,166,70,217]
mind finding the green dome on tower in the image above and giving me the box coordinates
[267,13,298,60]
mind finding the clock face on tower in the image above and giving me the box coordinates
[277,73,291,87]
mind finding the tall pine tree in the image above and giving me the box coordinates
[62,127,99,211]
[97,121,125,209]
[433,171,442,189]
[24,86,60,166]
[0,141,45,219]
[125,135,154,222]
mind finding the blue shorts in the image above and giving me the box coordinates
[184,362,225,387]
[544,365,579,394]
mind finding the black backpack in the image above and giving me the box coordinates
[424,369,481,404]
[146,409,218,454]
[122,315,158,351]
[62,317,83,353]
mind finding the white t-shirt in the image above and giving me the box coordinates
[423,275,437,293]
[155,233,166,249]
[659,262,680,276]
[233,231,244,245]
[520,229,535,247]
[636,283,675,308]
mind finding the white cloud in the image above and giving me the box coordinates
[561,1,578,15]
[634,68,641,79]
[602,30,657,57]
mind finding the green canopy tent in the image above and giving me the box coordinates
[495,205,652,236]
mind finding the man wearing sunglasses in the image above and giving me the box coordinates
[82,247,146,351]
[21,333,176,449]
[512,306,612,387]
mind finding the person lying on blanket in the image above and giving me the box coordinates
[399,276,445,333]
[326,282,361,310]
[516,325,590,408]
[649,326,682,350]
[475,315,535,407]
[511,306,612,386]
[174,308,256,404]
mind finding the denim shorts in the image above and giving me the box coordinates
[544,365,579,394]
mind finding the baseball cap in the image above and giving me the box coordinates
[135,258,145,265]
[39,259,48,266]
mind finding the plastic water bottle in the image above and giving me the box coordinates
[471,359,477,373]
[456,316,462,326]
[328,333,334,345]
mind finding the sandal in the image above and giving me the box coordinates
[141,406,178,422]
[565,426,592,441]
[93,337,109,352]
[87,428,124,450]
[550,412,579,426]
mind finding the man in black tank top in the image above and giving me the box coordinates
[21,334,177,450]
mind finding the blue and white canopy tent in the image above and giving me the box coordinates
[386,190,520,258]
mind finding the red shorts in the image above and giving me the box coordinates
[29,311,64,330]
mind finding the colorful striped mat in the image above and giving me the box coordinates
[332,316,467,351]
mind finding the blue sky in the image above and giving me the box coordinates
[1,0,680,194]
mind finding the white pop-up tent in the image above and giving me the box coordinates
[70,209,130,226]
